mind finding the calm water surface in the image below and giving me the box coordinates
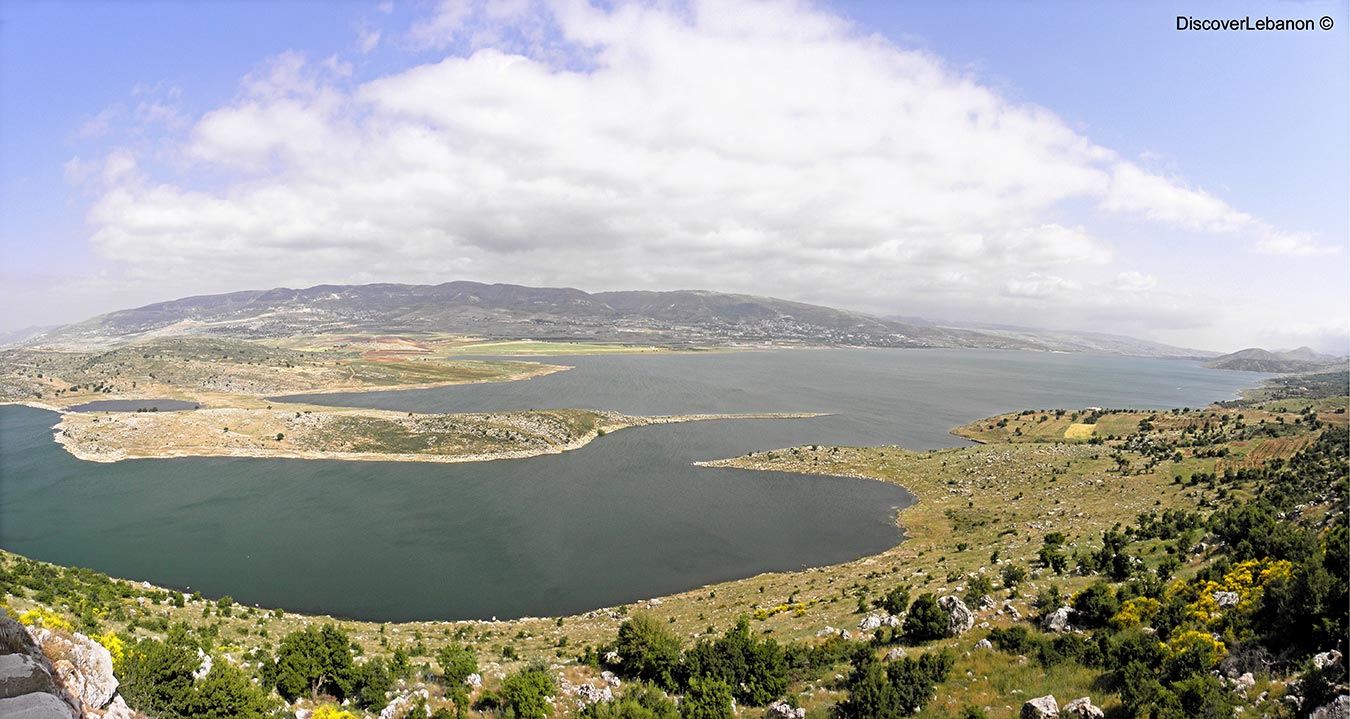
[0,349,1264,621]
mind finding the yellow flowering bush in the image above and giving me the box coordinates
[752,600,816,620]
[1112,596,1161,629]
[92,632,125,666]
[312,706,358,719]
[16,608,73,632]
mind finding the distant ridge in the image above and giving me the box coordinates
[25,282,1039,352]
[1205,347,1346,373]
[22,282,1228,359]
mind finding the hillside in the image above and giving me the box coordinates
[1205,347,1345,373]
[22,282,1041,351]
[934,322,1217,359]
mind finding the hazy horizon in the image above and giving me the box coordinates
[2,0,1347,353]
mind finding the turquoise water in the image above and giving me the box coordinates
[0,349,1264,621]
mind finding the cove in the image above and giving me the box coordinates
[0,349,1265,622]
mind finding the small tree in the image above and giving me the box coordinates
[501,662,556,719]
[682,677,734,719]
[270,624,358,702]
[614,612,682,690]
[902,593,950,642]
[880,585,910,616]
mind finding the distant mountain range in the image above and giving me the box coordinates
[1204,347,1347,373]
[14,281,1221,359]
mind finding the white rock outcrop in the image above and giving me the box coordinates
[1042,606,1075,633]
[24,627,117,711]
[1020,694,1058,719]
[938,596,974,636]
[1062,696,1105,718]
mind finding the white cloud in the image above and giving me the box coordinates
[1253,230,1341,257]
[73,0,1329,346]
[75,105,122,140]
[1101,162,1253,233]
[357,25,383,54]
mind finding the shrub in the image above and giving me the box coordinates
[501,661,557,719]
[880,585,910,616]
[902,593,949,642]
[681,677,734,719]
[683,617,787,705]
[614,612,682,690]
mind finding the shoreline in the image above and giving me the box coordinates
[49,409,828,464]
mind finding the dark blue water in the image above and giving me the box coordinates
[1,349,1264,621]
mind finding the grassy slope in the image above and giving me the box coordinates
[2,395,1345,718]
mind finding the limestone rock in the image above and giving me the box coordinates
[1314,650,1343,670]
[0,692,80,719]
[1212,591,1240,608]
[101,695,138,719]
[380,689,431,719]
[574,683,612,705]
[938,596,974,636]
[603,651,621,665]
[765,700,806,719]
[999,602,1022,620]
[465,673,482,689]
[978,594,997,610]
[1062,696,1104,718]
[1042,606,1075,633]
[192,648,212,682]
[600,671,620,688]
[974,639,993,651]
[1308,694,1350,719]
[1232,672,1255,694]
[883,647,907,661]
[858,614,884,632]
[25,627,118,710]
[0,654,57,699]
[1019,694,1058,719]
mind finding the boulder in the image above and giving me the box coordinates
[1212,591,1240,608]
[1314,650,1343,670]
[1042,606,1075,633]
[882,615,902,628]
[192,648,213,681]
[0,654,57,699]
[974,639,993,651]
[603,651,621,665]
[978,594,997,610]
[465,673,482,688]
[102,695,138,719]
[600,671,620,688]
[575,684,612,705]
[883,648,907,661]
[1062,696,1104,718]
[1308,695,1350,719]
[999,602,1022,620]
[0,692,79,719]
[1019,694,1058,719]
[938,596,974,636]
[858,614,884,632]
[25,627,118,710]
[766,700,806,719]
[815,626,837,638]
[1232,672,1255,694]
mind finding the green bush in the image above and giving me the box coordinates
[682,617,787,706]
[501,661,557,719]
[614,612,683,690]
[681,677,733,719]
[902,593,949,642]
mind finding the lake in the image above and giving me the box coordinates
[0,349,1264,621]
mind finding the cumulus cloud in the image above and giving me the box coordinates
[76,0,1320,339]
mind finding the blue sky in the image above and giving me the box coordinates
[1,0,1346,352]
